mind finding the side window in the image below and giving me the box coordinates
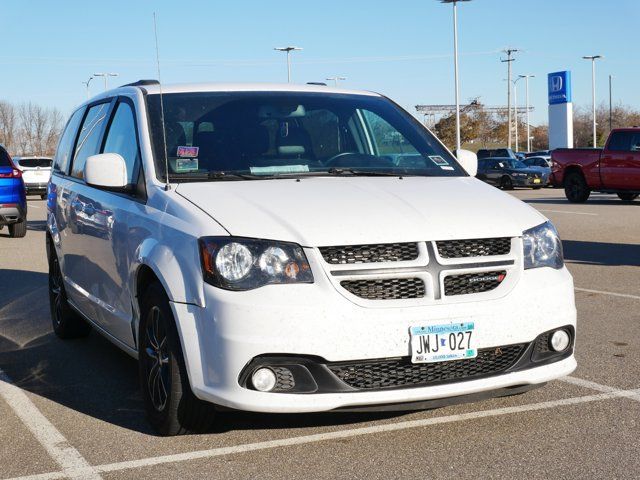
[71,102,110,179]
[102,101,140,184]
[607,132,632,152]
[630,134,640,152]
[361,110,418,155]
[53,108,85,174]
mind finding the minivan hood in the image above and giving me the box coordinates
[175,177,546,246]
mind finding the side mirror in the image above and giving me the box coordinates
[84,153,128,189]
[454,149,478,177]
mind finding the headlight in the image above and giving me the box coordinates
[199,237,314,290]
[522,221,564,270]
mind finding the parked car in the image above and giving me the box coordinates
[13,156,52,199]
[48,81,576,435]
[477,148,517,160]
[551,128,640,202]
[476,157,546,189]
[0,145,27,237]
[522,156,552,186]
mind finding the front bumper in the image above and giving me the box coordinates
[170,265,576,413]
[513,176,547,187]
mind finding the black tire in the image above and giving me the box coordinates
[8,221,27,238]
[617,192,638,202]
[500,176,513,190]
[41,194,47,200]
[139,282,216,436]
[49,250,92,338]
[532,186,542,190]
[564,172,591,203]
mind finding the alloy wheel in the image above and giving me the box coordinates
[50,257,64,328]
[144,307,171,412]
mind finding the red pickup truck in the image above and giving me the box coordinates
[551,128,640,203]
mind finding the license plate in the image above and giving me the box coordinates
[410,322,476,364]
[533,178,541,184]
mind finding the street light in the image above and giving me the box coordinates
[93,72,119,91]
[274,46,302,83]
[326,76,346,86]
[438,0,471,153]
[82,76,94,100]
[519,74,535,152]
[582,55,603,147]
[609,74,613,131]
[501,48,520,149]
[513,76,523,152]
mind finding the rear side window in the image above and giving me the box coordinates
[70,102,110,179]
[607,132,632,152]
[54,108,85,174]
[0,146,11,167]
[102,101,140,184]
[18,158,52,168]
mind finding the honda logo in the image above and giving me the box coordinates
[550,75,563,92]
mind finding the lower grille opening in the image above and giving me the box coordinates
[444,270,506,296]
[341,278,425,300]
[328,344,525,390]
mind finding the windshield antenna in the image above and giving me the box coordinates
[153,12,170,191]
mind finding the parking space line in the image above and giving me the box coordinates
[5,387,638,480]
[560,376,640,402]
[575,287,640,300]
[537,209,598,216]
[0,369,102,480]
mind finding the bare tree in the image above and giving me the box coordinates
[16,102,63,156]
[0,101,17,152]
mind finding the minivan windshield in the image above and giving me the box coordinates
[146,92,465,181]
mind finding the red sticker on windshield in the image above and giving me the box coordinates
[177,146,199,158]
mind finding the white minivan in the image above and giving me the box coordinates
[47,81,576,435]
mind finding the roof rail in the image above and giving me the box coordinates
[119,79,160,88]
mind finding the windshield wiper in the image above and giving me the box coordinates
[167,171,267,182]
[326,168,406,177]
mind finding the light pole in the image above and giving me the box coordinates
[609,74,613,131]
[501,48,519,149]
[519,74,535,152]
[582,55,602,147]
[82,76,94,100]
[439,0,471,153]
[274,47,302,83]
[513,76,523,152]
[93,72,119,91]
[326,76,346,86]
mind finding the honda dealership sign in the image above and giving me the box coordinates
[548,71,573,149]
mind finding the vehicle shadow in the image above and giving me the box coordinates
[0,269,406,435]
[526,198,640,206]
[563,240,640,267]
[27,220,47,231]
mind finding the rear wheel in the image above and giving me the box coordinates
[617,192,638,202]
[41,194,47,200]
[139,282,217,436]
[564,172,590,203]
[49,250,91,338]
[500,176,513,190]
[8,221,27,238]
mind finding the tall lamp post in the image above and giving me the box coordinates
[439,0,471,153]
[326,76,346,86]
[501,48,520,149]
[93,72,119,91]
[274,46,302,83]
[519,74,535,152]
[513,76,523,152]
[582,55,602,147]
[82,76,94,100]
[609,74,613,131]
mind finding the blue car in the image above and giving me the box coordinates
[0,145,27,237]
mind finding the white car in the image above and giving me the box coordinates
[48,81,576,435]
[13,156,52,198]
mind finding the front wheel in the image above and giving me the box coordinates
[564,172,590,203]
[139,283,217,436]
[617,192,638,202]
[500,176,513,190]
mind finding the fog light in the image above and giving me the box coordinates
[252,368,276,392]
[550,330,570,352]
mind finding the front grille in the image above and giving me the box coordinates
[320,242,419,264]
[340,278,425,300]
[444,270,506,296]
[328,344,525,390]
[436,237,511,258]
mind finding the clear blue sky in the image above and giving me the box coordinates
[3,0,638,125]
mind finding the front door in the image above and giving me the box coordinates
[600,131,640,190]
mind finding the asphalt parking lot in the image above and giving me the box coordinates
[0,188,638,480]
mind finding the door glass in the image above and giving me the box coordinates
[102,102,140,183]
[71,103,110,179]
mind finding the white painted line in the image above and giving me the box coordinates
[27,204,41,209]
[5,387,637,480]
[0,369,102,480]
[560,376,640,402]
[575,287,640,300]
[537,209,598,216]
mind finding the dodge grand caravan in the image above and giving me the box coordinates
[47,81,576,435]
